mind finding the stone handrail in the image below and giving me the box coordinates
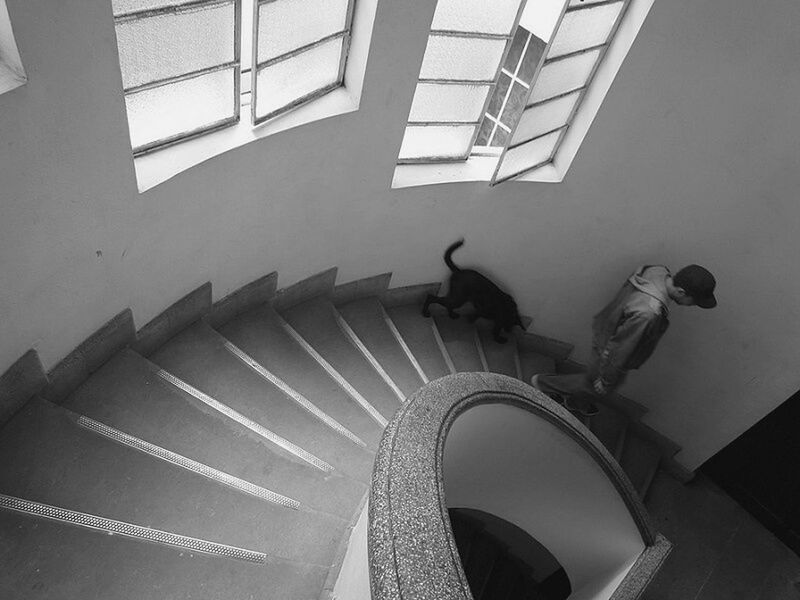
[368,372,670,600]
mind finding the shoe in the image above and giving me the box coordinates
[530,374,541,389]
[564,397,599,417]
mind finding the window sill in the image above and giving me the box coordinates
[391,155,561,189]
[133,87,359,192]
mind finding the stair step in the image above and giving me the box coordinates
[384,304,451,381]
[335,297,426,399]
[61,350,365,520]
[619,428,662,500]
[148,321,375,483]
[215,304,385,448]
[588,404,628,460]
[476,321,521,378]
[0,509,328,600]
[0,398,345,564]
[279,296,402,423]
[464,532,502,599]
[518,351,557,385]
[482,557,517,600]
[431,311,484,372]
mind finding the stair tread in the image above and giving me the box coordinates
[336,297,425,399]
[465,533,502,599]
[431,311,484,372]
[62,349,365,520]
[588,404,628,460]
[216,303,385,448]
[0,509,328,600]
[384,304,451,381]
[476,320,520,378]
[0,398,345,564]
[619,428,662,500]
[518,351,557,385]
[279,296,402,422]
[148,321,375,483]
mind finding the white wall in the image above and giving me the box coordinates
[0,0,799,470]
[444,404,645,596]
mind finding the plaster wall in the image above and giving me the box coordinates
[0,0,798,469]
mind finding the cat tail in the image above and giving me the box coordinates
[444,239,465,272]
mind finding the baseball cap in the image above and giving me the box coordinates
[674,265,717,309]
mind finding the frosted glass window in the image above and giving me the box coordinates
[125,68,236,150]
[257,0,348,62]
[528,48,600,103]
[511,91,580,145]
[408,83,490,122]
[254,37,342,119]
[116,2,235,89]
[568,0,612,6]
[431,0,522,36]
[496,128,561,181]
[548,2,624,59]
[420,36,507,81]
[112,0,202,16]
[399,125,475,161]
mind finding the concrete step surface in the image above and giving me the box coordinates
[215,303,385,449]
[335,296,425,399]
[279,296,403,422]
[384,303,452,381]
[431,311,485,372]
[0,398,345,564]
[148,321,376,483]
[62,349,365,520]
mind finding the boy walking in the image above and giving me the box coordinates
[531,264,717,416]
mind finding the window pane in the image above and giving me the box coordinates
[505,28,529,73]
[528,47,600,103]
[408,83,490,122]
[125,68,235,150]
[431,0,522,36]
[548,2,624,59]
[115,1,235,89]
[475,119,494,145]
[257,0,348,63]
[112,0,211,16]
[568,0,613,7]
[486,72,512,117]
[511,90,580,145]
[496,128,561,180]
[399,125,475,160]
[254,37,341,119]
[419,36,507,81]
[500,81,529,124]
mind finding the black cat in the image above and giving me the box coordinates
[422,239,524,343]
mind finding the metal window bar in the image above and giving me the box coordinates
[492,0,632,185]
[251,0,356,126]
[399,0,527,165]
[114,0,242,156]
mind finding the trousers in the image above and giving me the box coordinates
[535,350,627,401]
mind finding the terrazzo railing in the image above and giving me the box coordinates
[368,373,672,600]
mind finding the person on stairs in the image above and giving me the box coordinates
[530,264,717,417]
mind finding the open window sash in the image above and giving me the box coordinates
[490,0,630,185]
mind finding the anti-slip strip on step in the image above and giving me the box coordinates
[380,304,429,384]
[156,369,333,473]
[333,310,406,404]
[277,318,388,428]
[222,340,367,448]
[474,329,490,372]
[77,415,301,509]
[0,493,267,564]
[431,320,457,375]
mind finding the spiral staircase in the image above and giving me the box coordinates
[0,267,675,599]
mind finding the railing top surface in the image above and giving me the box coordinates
[368,372,667,600]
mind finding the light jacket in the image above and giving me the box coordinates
[592,265,671,382]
